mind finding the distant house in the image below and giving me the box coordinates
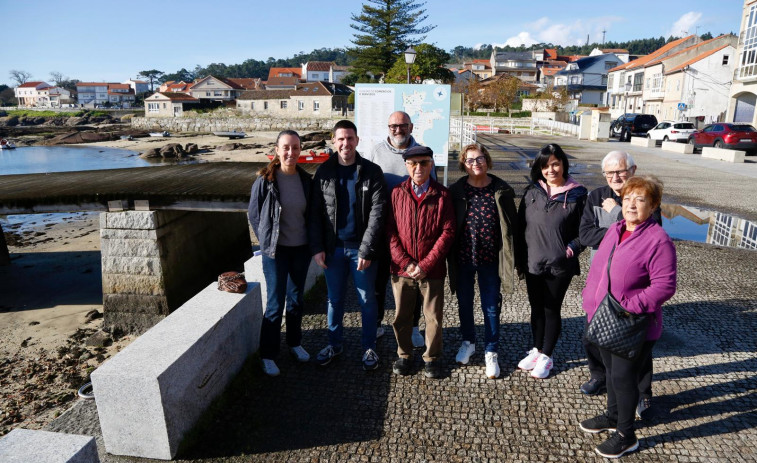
[14,81,63,107]
[227,78,262,91]
[237,81,352,117]
[554,53,622,105]
[144,92,199,117]
[301,61,349,83]
[461,59,492,79]
[189,75,245,102]
[123,79,150,95]
[590,48,630,64]
[267,67,303,80]
[160,81,193,94]
[265,76,300,90]
[75,82,135,107]
[490,50,538,82]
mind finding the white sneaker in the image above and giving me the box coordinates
[485,351,500,379]
[261,359,280,376]
[517,348,541,371]
[531,354,553,379]
[412,326,424,348]
[455,341,476,365]
[289,345,310,363]
[376,326,385,339]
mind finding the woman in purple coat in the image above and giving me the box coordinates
[579,176,677,459]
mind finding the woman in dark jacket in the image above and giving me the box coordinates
[448,144,518,379]
[515,143,587,379]
[248,130,312,377]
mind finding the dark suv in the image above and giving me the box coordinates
[610,114,658,141]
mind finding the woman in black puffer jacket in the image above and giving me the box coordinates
[515,143,587,379]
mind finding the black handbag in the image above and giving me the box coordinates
[584,244,649,360]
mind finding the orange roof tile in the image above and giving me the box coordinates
[665,44,732,74]
[609,35,696,72]
[18,81,47,88]
[267,67,302,80]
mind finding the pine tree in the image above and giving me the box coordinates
[347,0,435,78]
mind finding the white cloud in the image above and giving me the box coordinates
[497,16,623,48]
[667,12,703,38]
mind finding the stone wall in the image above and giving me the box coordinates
[131,115,342,133]
[100,210,251,333]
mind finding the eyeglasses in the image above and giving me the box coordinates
[388,123,410,131]
[464,156,487,166]
[405,159,432,168]
[603,169,630,178]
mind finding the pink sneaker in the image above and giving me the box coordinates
[517,348,540,370]
[530,354,553,379]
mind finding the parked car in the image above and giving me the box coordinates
[688,123,757,154]
[609,113,658,141]
[647,121,697,143]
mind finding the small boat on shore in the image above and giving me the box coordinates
[213,130,246,139]
[0,138,16,149]
[266,150,331,164]
[149,131,170,137]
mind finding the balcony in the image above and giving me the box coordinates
[735,65,757,82]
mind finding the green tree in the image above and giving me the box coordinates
[162,68,196,83]
[348,0,435,78]
[384,43,454,83]
[481,75,520,113]
[138,70,164,92]
[0,85,16,106]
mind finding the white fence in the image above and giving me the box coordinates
[449,117,477,148]
[531,118,579,137]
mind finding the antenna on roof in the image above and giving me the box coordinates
[602,29,606,45]
[586,34,590,46]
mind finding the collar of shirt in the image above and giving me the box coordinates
[411,178,431,196]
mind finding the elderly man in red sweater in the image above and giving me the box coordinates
[387,145,455,379]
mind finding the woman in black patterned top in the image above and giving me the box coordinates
[448,144,519,379]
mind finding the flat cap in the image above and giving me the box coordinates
[402,145,434,160]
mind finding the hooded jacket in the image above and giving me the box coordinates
[447,174,519,293]
[248,166,312,258]
[387,177,455,279]
[582,217,677,341]
[516,178,587,277]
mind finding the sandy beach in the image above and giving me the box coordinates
[0,131,291,435]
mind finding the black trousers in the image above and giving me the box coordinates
[599,340,656,437]
[375,241,421,328]
[525,272,573,357]
[583,319,654,398]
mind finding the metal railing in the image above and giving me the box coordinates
[449,117,477,148]
[531,118,579,137]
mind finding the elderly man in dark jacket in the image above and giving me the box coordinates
[387,145,455,379]
[309,120,388,371]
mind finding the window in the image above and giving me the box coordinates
[264,101,268,110]
[608,74,614,89]
[251,102,255,110]
[163,103,166,109]
[605,61,617,69]
[298,100,304,110]
[723,55,730,65]
[280,100,288,109]
[214,91,223,96]
[602,75,608,85]
[632,73,643,92]
[739,4,757,79]
[148,102,159,112]
[313,101,320,111]
[206,92,210,97]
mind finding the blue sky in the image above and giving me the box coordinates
[1,0,744,86]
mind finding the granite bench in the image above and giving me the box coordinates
[701,147,746,163]
[0,429,99,463]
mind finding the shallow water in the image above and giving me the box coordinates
[0,145,198,175]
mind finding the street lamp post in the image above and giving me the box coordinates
[404,47,417,84]
[623,82,632,114]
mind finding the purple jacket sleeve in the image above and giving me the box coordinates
[621,238,677,314]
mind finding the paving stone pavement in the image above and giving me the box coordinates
[48,134,757,462]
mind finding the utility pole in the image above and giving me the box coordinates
[602,29,606,45]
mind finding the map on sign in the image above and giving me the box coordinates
[355,84,451,167]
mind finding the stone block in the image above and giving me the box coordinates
[99,227,161,240]
[0,428,99,463]
[701,147,746,163]
[103,294,170,314]
[101,238,162,258]
[91,282,262,460]
[102,312,168,334]
[630,136,655,147]
[100,211,187,231]
[101,256,162,275]
[102,273,165,296]
[661,141,694,154]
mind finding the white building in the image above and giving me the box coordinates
[123,79,150,95]
[727,0,757,123]
[553,54,622,105]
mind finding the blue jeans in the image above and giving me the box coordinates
[455,261,502,352]
[323,245,378,351]
[259,245,310,360]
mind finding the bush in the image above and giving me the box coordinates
[509,111,532,118]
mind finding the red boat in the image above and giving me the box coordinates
[266,150,331,164]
